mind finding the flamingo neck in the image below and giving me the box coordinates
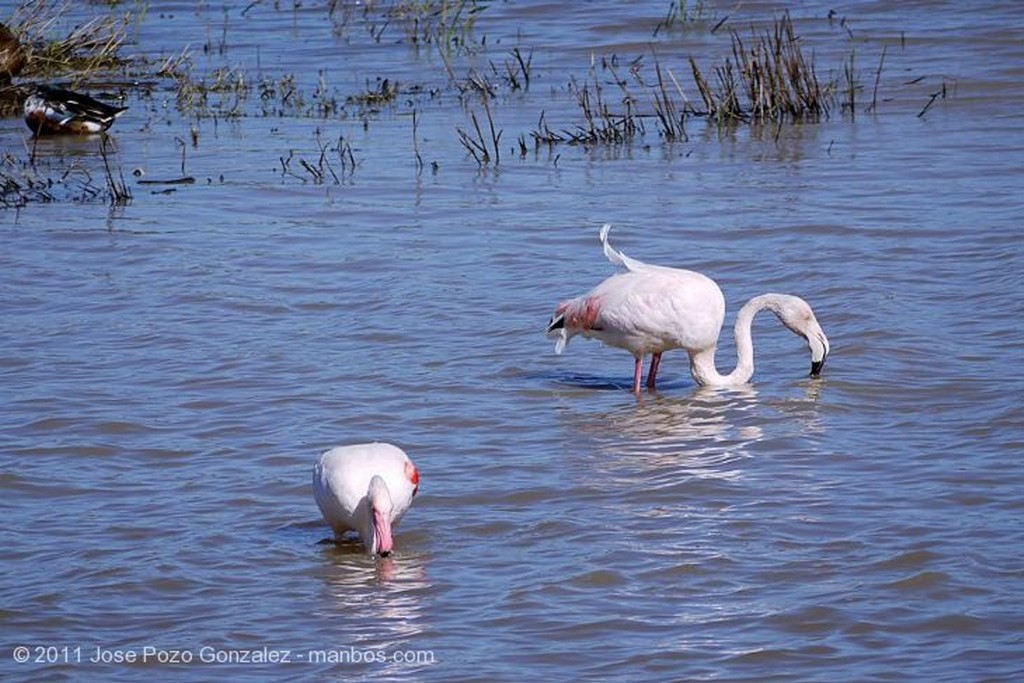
[689,295,778,387]
[364,476,394,555]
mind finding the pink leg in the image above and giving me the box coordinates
[632,357,643,394]
[647,352,662,390]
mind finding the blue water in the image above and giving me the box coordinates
[3,1,1024,681]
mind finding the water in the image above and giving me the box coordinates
[3,1,1024,680]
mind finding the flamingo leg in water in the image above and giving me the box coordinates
[647,352,662,390]
[632,357,644,394]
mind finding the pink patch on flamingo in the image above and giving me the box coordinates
[406,461,420,496]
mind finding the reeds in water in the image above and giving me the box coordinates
[690,12,832,122]
[563,70,643,145]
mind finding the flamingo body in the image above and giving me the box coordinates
[313,442,420,556]
[547,225,830,391]
[556,267,725,358]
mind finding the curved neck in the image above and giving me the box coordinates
[362,477,392,553]
[689,294,777,387]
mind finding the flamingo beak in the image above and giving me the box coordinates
[808,328,829,379]
[373,507,394,557]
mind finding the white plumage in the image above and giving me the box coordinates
[312,442,420,556]
[547,225,830,392]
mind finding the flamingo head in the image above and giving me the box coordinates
[775,295,831,378]
[366,475,395,557]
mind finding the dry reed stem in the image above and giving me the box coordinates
[689,12,832,123]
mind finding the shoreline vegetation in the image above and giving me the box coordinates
[2,0,934,208]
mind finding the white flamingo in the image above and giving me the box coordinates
[313,442,420,556]
[547,225,830,392]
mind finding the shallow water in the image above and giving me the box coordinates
[3,1,1024,681]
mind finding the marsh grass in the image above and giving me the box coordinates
[689,13,833,122]
[347,78,398,109]
[99,135,131,205]
[563,69,644,145]
[492,47,532,91]
[529,111,564,147]
[917,80,947,118]
[349,0,487,52]
[531,12,860,151]
[1,141,132,208]
[457,92,501,166]
[650,61,688,141]
[1,153,55,208]
[3,3,897,200]
[279,129,358,184]
[173,65,250,118]
[653,0,712,37]
[10,0,134,80]
[172,67,351,121]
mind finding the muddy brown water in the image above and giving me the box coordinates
[3,1,1023,681]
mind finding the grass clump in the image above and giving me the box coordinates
[690,12,833,122]
[379,0,488,52]
[9,0,134,81]
[347,78,399,109]
[2,142,132,208]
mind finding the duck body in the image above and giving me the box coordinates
[23,85,128,135]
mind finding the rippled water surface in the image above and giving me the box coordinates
[3,1,1023,681]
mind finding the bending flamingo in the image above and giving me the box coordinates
[313,442,420,556]
[547,225,830,392]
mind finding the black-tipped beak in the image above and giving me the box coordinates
[810,359,825,378]
[378,549,392,558]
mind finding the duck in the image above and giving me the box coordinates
[23,84,128,135]
[312,442,420,557]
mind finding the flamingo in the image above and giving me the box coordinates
[312,442,420,557]
[546,225,830,392]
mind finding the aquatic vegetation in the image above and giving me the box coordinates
[491,47,532,92]
[688,13,833,122]
[653,0,713,37]
[457,90,501,166]
[278,129,357,185]
[648,59,688,141]
[347,77,399,109]
[0,1,917,199]
[564,70,644,146]
[1,141,131,208]
[526,11,875,151]
[8,0,135,80]
[383,0,488,52]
